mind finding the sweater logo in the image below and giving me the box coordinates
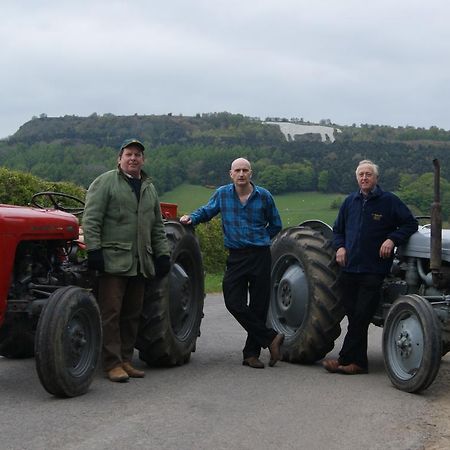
[372,213,383,221]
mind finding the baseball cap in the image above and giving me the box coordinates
[120,138,145,152]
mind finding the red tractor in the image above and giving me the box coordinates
[0,192,204,397]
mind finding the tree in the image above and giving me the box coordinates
[257,165,288,194]
[318,170,330,192]
[282,163,315,191]
[398,172,450,219]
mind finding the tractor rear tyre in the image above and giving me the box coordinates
[35,286,102,397]
[136,221,204,366]
[383,294,442,393]
[268,226,344,363]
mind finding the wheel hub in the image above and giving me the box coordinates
[396,331,412,358]
[273,261,309,331]
[69,321,88,363]
[386,310,425,382]
[179,278,191,310]
[279,279,292,309]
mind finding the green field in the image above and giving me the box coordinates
[161,184,343,227]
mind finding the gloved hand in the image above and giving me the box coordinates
[87,249,105,272]
[155,255,171,278]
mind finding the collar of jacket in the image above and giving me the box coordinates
[116,167,149,181]
[358,184,382,199]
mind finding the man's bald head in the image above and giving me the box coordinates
[231,157,251,171]
[229,157,252,188]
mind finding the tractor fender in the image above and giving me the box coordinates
[298,220,333,242]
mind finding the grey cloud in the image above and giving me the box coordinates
[0,0,449,138]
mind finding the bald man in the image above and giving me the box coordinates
[180,158,284,368]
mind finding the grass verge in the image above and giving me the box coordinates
[205,272,223,293]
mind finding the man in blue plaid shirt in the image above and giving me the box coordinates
[180,157,284,368]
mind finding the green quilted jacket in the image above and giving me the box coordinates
[83,168,170,278]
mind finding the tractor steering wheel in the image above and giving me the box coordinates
[31,191,85,216]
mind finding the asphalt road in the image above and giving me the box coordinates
[1,293,450,450]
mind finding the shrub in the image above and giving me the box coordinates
[0,167,85,206]
[195,218,227,274]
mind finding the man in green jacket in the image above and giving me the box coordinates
[83,138,170,382]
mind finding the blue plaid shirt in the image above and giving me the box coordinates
[189,183,282,249]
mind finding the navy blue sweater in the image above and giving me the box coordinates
[332,186,418,274]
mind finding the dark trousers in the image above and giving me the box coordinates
[338,272,384,369]
[222,247,277,359]
[97,274,145,371]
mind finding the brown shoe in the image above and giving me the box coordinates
[322,358,340,373]
[336,363,368,375]
[107,365,129,382]
[122,362,145,378]
[242,356,265,369]
[269,333,285,367]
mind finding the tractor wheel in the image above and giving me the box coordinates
[268,226,344,363]
[382,294,442,393]
[136,221,204,366]
[0,317,35,358]
[35,286,102,397]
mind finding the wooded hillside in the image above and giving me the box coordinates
[1,112,449,200]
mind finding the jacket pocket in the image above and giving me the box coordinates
[139,244,156,277]
[102,241,133,273]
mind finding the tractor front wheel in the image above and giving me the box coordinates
[382,294,441,393]
[35,286,102,397]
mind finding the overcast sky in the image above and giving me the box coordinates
[1,0,449,139]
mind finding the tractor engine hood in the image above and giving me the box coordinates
[398,227,450,263]
[0,204,79,240]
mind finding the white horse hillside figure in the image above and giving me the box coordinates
[264,122,341,143]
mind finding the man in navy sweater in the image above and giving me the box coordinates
[323,160,418,375]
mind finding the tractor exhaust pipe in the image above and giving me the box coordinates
[431,158,442,286]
